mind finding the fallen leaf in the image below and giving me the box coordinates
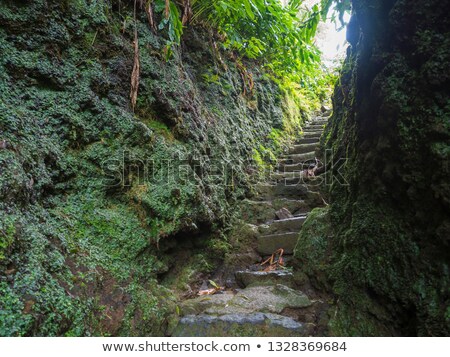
[261,248,285,271]
[198,288,218,296]
[209,280,219,289]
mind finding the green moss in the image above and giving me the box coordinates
[329,292,396,336]
[318,0,450,336]
[0,206,99,336]
[146,120,173,140]
[0,217,15,262]
[331,201,413,291]
[120,282,179,336]
[294,207,332,289]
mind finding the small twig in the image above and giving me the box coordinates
[261,248,285,271]
[130,0,140,111]
[90,29,98,47]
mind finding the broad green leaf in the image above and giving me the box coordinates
[243,0,255,21]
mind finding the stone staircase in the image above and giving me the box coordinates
[173,116,328,337]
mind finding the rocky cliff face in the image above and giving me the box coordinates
[0,0,306,336]
[296,0,450,336]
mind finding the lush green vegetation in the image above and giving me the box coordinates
[0,0,351,337]
[142,0,349,108]
[142,1,349,175]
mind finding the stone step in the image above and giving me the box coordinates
[280,151,316,164]
[303,131,323,138]
[271,198,311,215]
[235,270,294,288]
[259,216,307,234]
[265,178,317,189]
[173,313,308,336]
[282,175,323,187]
[270,171,305,181]
[306,124,325,129]
[278,161,314,172]
[303,127,324,133]
[180,285,311,316]
[257,232,299,255]
[242,198,311,220]
[264,179,314,188]
[289,142,318,155]
[295,137,320,145]
[255,182,311,199]
[277,162,315,170]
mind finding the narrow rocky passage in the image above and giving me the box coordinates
[173,115,330,337]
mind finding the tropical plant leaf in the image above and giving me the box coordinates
[208,280,219,289]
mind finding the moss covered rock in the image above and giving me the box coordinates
[303,0,450,336]
[173,313,307,337]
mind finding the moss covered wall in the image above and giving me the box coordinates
[0,0,306,336]
[297,0,449,336]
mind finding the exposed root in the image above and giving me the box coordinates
[144,1,157,32]
[130,1,140,112]
[181,0,192,26]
